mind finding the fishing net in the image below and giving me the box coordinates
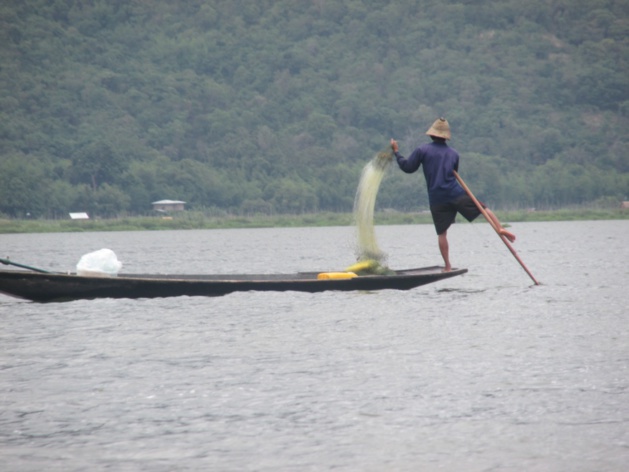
[350,148,395,275]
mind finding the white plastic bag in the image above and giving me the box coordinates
[76,248,122,277]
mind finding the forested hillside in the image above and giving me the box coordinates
[1,0,628,218]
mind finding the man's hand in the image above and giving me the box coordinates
[390,139,399,153]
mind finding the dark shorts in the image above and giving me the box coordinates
[430,195,485,235]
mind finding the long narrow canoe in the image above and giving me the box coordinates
[0,266,467,303]
[0,267,467,302]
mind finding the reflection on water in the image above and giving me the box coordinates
[1,221,628,471]
[436,287,488,294]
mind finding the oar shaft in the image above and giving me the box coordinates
[453,171,540,285]
[0,257,51,273]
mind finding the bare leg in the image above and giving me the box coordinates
[438,231,451,272]
[484,209,516,243]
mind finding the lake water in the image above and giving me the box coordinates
[1,221,628,471]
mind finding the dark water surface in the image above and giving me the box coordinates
[1,221,628,471]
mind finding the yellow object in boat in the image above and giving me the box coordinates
[317,272,358,280]
[345,259,378,273]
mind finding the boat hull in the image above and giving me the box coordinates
[0,267,467,302]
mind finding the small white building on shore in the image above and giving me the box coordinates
[152,200,186,212]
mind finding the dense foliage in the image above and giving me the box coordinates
[1,0,628,218]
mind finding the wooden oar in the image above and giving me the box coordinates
[453,171,540,286]
[0,257,51,273]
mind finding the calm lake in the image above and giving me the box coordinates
[1,221,628,471]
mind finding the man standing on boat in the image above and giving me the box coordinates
[390,117,515,272]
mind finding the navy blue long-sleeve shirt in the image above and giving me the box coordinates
[394,141,466,207]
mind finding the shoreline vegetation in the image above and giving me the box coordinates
[1,208,628,234]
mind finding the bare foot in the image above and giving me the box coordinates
[442,265,452,273]
[499,228,516,243]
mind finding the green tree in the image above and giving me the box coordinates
[71,141,126,191]
[270,177,318,213]
[0,154,50,217]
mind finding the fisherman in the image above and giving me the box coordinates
[390,117,515,272]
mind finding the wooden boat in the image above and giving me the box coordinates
[0,266,467,302]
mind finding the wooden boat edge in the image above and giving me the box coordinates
[0,267,468,302]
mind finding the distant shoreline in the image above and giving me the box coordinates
[1,208,627,234]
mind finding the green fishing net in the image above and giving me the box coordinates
[351,148,395,275]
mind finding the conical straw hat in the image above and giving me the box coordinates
[426,117,451,140]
